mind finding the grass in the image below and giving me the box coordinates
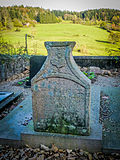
[1,23,120,56]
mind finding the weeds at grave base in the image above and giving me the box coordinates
[83,72,96,80]
[114,56,120,64]
[16,77,29,86]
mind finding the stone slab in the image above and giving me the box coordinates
[0,92,23,111]
[0,94,32,141]
[0,85,102,151]
[21,85,102,152]
[0,86,119,152]
[4,85,120,152]
[0,92,14,103]
[101,87,120,151]
[22,127,102,152]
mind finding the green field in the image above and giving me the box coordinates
[1,23,120,56]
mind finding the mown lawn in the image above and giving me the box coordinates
[1,23,120,56]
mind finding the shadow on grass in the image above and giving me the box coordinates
[96,40,111,44]
[106,48,120,52]
[111,48,120,52]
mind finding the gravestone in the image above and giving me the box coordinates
[31,41,91,136]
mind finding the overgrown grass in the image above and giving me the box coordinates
[1,23,120,56]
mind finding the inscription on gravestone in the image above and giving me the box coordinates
[32,41,91,135]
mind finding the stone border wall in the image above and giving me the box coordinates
[74,56,120,69]
[0,55,120,83]
[0,54,30,82]
[30,56,120,81]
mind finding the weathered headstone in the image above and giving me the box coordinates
[32,41,91,136]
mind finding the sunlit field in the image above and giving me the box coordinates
[1,23,120,56]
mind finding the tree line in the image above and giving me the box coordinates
[0,6,120,31]
[0,6,61,30]
[52,8,120,23]
[52,8,120,31]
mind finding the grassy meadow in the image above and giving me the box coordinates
[1,23,120,56]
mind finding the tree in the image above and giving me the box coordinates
[100,21,107,30]
[36,12,40,22]
[6,18,13,29]
[57,16,62,22]
[0,22,3,30]
[13,18,23,27]
[112,16,120,25]
[9,9,16,19]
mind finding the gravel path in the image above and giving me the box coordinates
[94,75,120,87]
[0,144,120,160]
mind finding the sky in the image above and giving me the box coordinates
[0,0,120,12]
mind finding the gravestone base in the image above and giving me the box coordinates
[21,85,102,152]
[21,127,102,152]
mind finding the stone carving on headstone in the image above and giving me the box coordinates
[31,41,91,135]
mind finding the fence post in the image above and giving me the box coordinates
[25,34,28,54]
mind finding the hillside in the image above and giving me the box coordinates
[0,7,120,56]
[1,23,120,56]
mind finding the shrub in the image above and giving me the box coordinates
[111,24,120,31]
[13,18,23,27]
[108,32,120,44]
[0,35,25,55]
[100,21,107,30]
[15,28,21,32]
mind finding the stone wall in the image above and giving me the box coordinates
[74,56,120,69]
[0,55,120,83]
[30,56,120,81]
[0,54,30,82]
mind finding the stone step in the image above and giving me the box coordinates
[0,95,32,141]
[21,125,102,153]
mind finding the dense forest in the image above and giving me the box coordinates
[53,8,120,31]
[0,6,61,30]
[0,6,120,31]
[53,8,120,22]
